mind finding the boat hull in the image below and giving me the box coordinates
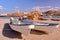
[34,25,59,33]
[9,24,32,36]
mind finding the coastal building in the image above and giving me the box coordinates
[0,14,7,16]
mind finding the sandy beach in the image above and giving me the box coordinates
[0,19,60,40]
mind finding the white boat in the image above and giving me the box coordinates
[9,17,34,36]
[34,21,59,33]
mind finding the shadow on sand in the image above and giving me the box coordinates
[2,23,48,39]
[2,23,22,39]
[30,29,48,35]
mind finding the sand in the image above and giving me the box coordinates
[0,19,60,40]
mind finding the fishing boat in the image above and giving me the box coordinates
[34,21,59,33]
[9,17,34,36]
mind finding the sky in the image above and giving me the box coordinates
[0,0,60,14]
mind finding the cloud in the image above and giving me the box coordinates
[48,7,60,11]
[39,6,51,8]
[32,6,51,9]
[25,8,31,11]
[14,6,19,8]
[25,6,52,12]
[0,5,3,10]
[31,6,52,11]
[54,7,60,10]
[33,6,60,11]
[48,8,58,11]
[25,6,60,12]
[32,6,40,11]
[0,5,6,10]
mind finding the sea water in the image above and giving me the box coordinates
[41,16,60,19]
[0,16,60,20]
[0,17,10,20]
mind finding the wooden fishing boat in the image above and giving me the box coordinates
[9,17,34,36]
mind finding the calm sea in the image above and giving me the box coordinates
[41,16,60,18]
[0,17,10,20]
[0,16,60,20]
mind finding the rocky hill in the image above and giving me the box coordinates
[7,11,24,16]
[42,9,60,16]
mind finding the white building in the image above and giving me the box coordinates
[0,14,7,16]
